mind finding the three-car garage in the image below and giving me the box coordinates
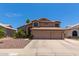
[31,27,64,39]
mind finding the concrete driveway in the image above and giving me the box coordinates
[23,39,79,56]
[0,39,79,56]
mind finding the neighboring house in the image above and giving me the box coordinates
[18,18,65,39]
[0,23,16,37]
[17,24,28,32]
[65,23,79,38]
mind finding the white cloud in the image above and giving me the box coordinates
[5,13,22,18]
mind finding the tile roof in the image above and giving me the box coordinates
[0,23,16,30]
[32,18,61,23]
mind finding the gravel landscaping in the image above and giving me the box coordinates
[0,38,31,49]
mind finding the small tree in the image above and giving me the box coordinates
[26,18,30,24]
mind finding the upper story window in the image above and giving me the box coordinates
[55,24,59,27]
[33,22,39,27]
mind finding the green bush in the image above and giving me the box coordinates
[14,26,33,39]
[0,28,5,38]
[14,29,27,38]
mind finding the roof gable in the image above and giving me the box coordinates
[38,18,50,21]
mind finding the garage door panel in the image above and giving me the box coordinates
[38,31,50,39]
[32,30,50,39]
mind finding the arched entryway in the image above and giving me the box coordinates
[72,31,78,37]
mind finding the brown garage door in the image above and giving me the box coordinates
[51,31,63,39]
[32,30,64,39]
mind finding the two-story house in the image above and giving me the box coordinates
[18,18,65,39]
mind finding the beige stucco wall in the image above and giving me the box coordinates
[65,28,79,38]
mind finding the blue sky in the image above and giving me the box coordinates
[0,3,79,29]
